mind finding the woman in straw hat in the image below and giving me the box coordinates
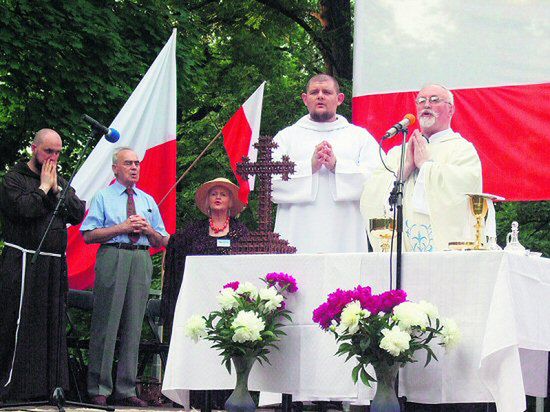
[161,178,248,409]
[161,177,248,339]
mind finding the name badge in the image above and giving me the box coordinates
[217,239,231,248]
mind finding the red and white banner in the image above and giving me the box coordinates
[67,29,178,290]
[222,82,265,204]
[352,1,550,201]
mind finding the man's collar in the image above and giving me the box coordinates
[296,114,350,132]
[113,179,137,195]
[427,128,453,143]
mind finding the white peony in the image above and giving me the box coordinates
[418,300,439,321]
[184,315,207,343]
[217,288,239,310]
[259,287,284,313]
[231,310,265,343]
[337,301,370,335]
[379,325,411,356]
[440,318,461,349]
[236,282,259,299]
[393,301,428,330]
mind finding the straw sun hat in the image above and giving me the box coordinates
[194,177,246,217]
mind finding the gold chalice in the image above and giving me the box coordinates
[369,217,395,252]
[467,194,488,250]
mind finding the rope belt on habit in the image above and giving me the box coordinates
[2,242,62,388]
[103,242,149,251]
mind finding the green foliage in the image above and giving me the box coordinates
[495,201,550,257]
[0,0,191,172]
[333,311,445,386]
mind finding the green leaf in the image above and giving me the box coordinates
[360,367,375,387]
[352,363,361,384]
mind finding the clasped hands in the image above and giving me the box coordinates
[402,130,431,180]
[123,215,153,236]
[312,140,337,173]
[39,159,61,195]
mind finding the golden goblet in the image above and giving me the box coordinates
[468,194,488,250]
[369,217,395,252]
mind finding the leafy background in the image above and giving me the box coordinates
[0,1,548,406]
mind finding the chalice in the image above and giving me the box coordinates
[369,217,395,252]
[467,194,488,250]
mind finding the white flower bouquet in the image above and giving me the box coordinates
[313,286,460,386]
[184,273,298,372]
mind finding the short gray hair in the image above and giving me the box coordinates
[421,83,454,105]
[112,147,134,165]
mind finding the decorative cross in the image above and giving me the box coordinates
[231,135,297,254]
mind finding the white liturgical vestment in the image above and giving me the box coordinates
[272,115,380,253]
[360,129,482,252]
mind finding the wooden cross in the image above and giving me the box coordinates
[232,135,297,254]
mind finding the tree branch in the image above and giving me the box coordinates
[254,0,337,71]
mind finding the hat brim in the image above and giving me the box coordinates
[194,179,246,217]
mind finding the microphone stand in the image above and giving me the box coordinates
[1,127,114,412]
[386,127,410,410]
[387,127,409,290]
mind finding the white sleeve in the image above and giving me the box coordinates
[330,131,381,201]
[272,131,318,204]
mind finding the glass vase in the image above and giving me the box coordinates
[371,362,401,412]
[224,356,256,412]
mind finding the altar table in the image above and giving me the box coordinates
[162,251,550,412]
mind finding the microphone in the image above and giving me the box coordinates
[381,114,416,140]
[82,114,120,143]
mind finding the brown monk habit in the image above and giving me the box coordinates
[0,162,85,400]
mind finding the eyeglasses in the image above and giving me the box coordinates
[415,95,450,106]
[122,160,140,167]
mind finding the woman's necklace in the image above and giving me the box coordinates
[209,216,230,234]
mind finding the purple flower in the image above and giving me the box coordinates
[378,289,407,313]
[265,272,298,293]
[223,281,240,291]
[313,288,355,329]
[312,285,409,329]
[350,285,378,313]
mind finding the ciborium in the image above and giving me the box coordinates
[467,194,488,250]
[369,217,395,252]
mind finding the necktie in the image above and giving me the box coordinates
[126,187,140,243]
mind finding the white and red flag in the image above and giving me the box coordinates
[222,82,265,204]
[67,29,177,290]
[352,1,550,201]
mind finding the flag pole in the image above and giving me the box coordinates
[158,129,222,207]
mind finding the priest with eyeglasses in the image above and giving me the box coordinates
[360,84,483,252]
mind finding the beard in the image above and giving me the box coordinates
[310,110,336,122]
[419,110,437,128]
[32,156,43,171]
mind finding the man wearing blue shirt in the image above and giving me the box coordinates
[81,147,169,407]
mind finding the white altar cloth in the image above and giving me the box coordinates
[162,251,550,412]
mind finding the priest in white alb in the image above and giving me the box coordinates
[360,84,483,252]
[272,74,380,253]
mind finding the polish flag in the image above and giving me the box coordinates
[352,1,550,201]
[222,82,265,204]
[67,29,177,290]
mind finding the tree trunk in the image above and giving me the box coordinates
[316,0,353,80]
